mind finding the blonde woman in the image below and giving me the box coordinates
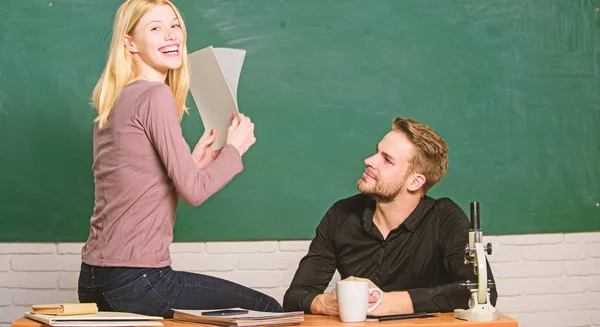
[77,0,282,317]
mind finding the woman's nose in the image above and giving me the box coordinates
[165,29,175,41]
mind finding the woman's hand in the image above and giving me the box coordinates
[192,129,221,169]
[227,113,256,156]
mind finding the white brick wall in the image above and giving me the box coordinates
[1,232,599,327]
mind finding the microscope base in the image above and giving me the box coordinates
[454,304,500,322]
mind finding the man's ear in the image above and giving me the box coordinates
[406,173,426,193]
[124,35,138,53]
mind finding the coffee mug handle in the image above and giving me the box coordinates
[367,288,383,313]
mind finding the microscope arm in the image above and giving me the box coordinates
[474,243,487,304]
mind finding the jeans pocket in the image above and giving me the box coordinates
[103,272,170,317]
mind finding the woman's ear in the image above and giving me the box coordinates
[124,35,138,53]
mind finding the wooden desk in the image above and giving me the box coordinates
[302,314,518,326]
[13,313,518,327]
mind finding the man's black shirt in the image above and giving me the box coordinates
[283,194,498,313]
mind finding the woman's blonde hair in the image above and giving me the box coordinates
[91,0,189,128]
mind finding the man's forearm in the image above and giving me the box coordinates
[310,294,326,314]
[406,282,470,313]
[283,288,318,313]
[310,293,338,316]
[371,291,414,316]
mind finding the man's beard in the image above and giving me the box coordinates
[356,177,404,203]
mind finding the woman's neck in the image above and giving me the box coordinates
[132,60,168,83]
[134,71,167,83]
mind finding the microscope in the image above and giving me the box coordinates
[454,202,500,322]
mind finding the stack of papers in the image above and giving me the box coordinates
[173,308,304,327]
[24,311,163,327]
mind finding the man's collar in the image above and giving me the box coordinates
[361,195,433,234]
[402,196,429,232]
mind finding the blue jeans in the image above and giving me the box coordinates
[78,263,283,318]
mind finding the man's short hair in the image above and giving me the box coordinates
[392,117,449,193]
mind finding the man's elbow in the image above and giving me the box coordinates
[283,289,309,313]
[282,289,297,312]
[490,286,498,306]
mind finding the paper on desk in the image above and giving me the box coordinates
[24,311,163,327]
[188,45,246,150]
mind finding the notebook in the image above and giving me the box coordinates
[31,303,98,316]
[172,308,304,327]
[188,45,246,150]
[24,311,163,327]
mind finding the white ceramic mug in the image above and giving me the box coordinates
[336,280,383,322]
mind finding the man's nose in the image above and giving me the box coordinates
[364,154,377,167]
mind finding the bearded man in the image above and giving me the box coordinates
[283,117,498,316]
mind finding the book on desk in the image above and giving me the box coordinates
[172,308,304,327]
[30,303,99,316]
[24,303,163,327]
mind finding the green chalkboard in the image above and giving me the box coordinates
[1,0,598,242]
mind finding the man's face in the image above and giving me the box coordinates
[357,131,415,203]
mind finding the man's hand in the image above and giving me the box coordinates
[344,276,414,316]
[310,292,338,316]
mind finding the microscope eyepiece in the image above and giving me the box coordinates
[470,202,480,231]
